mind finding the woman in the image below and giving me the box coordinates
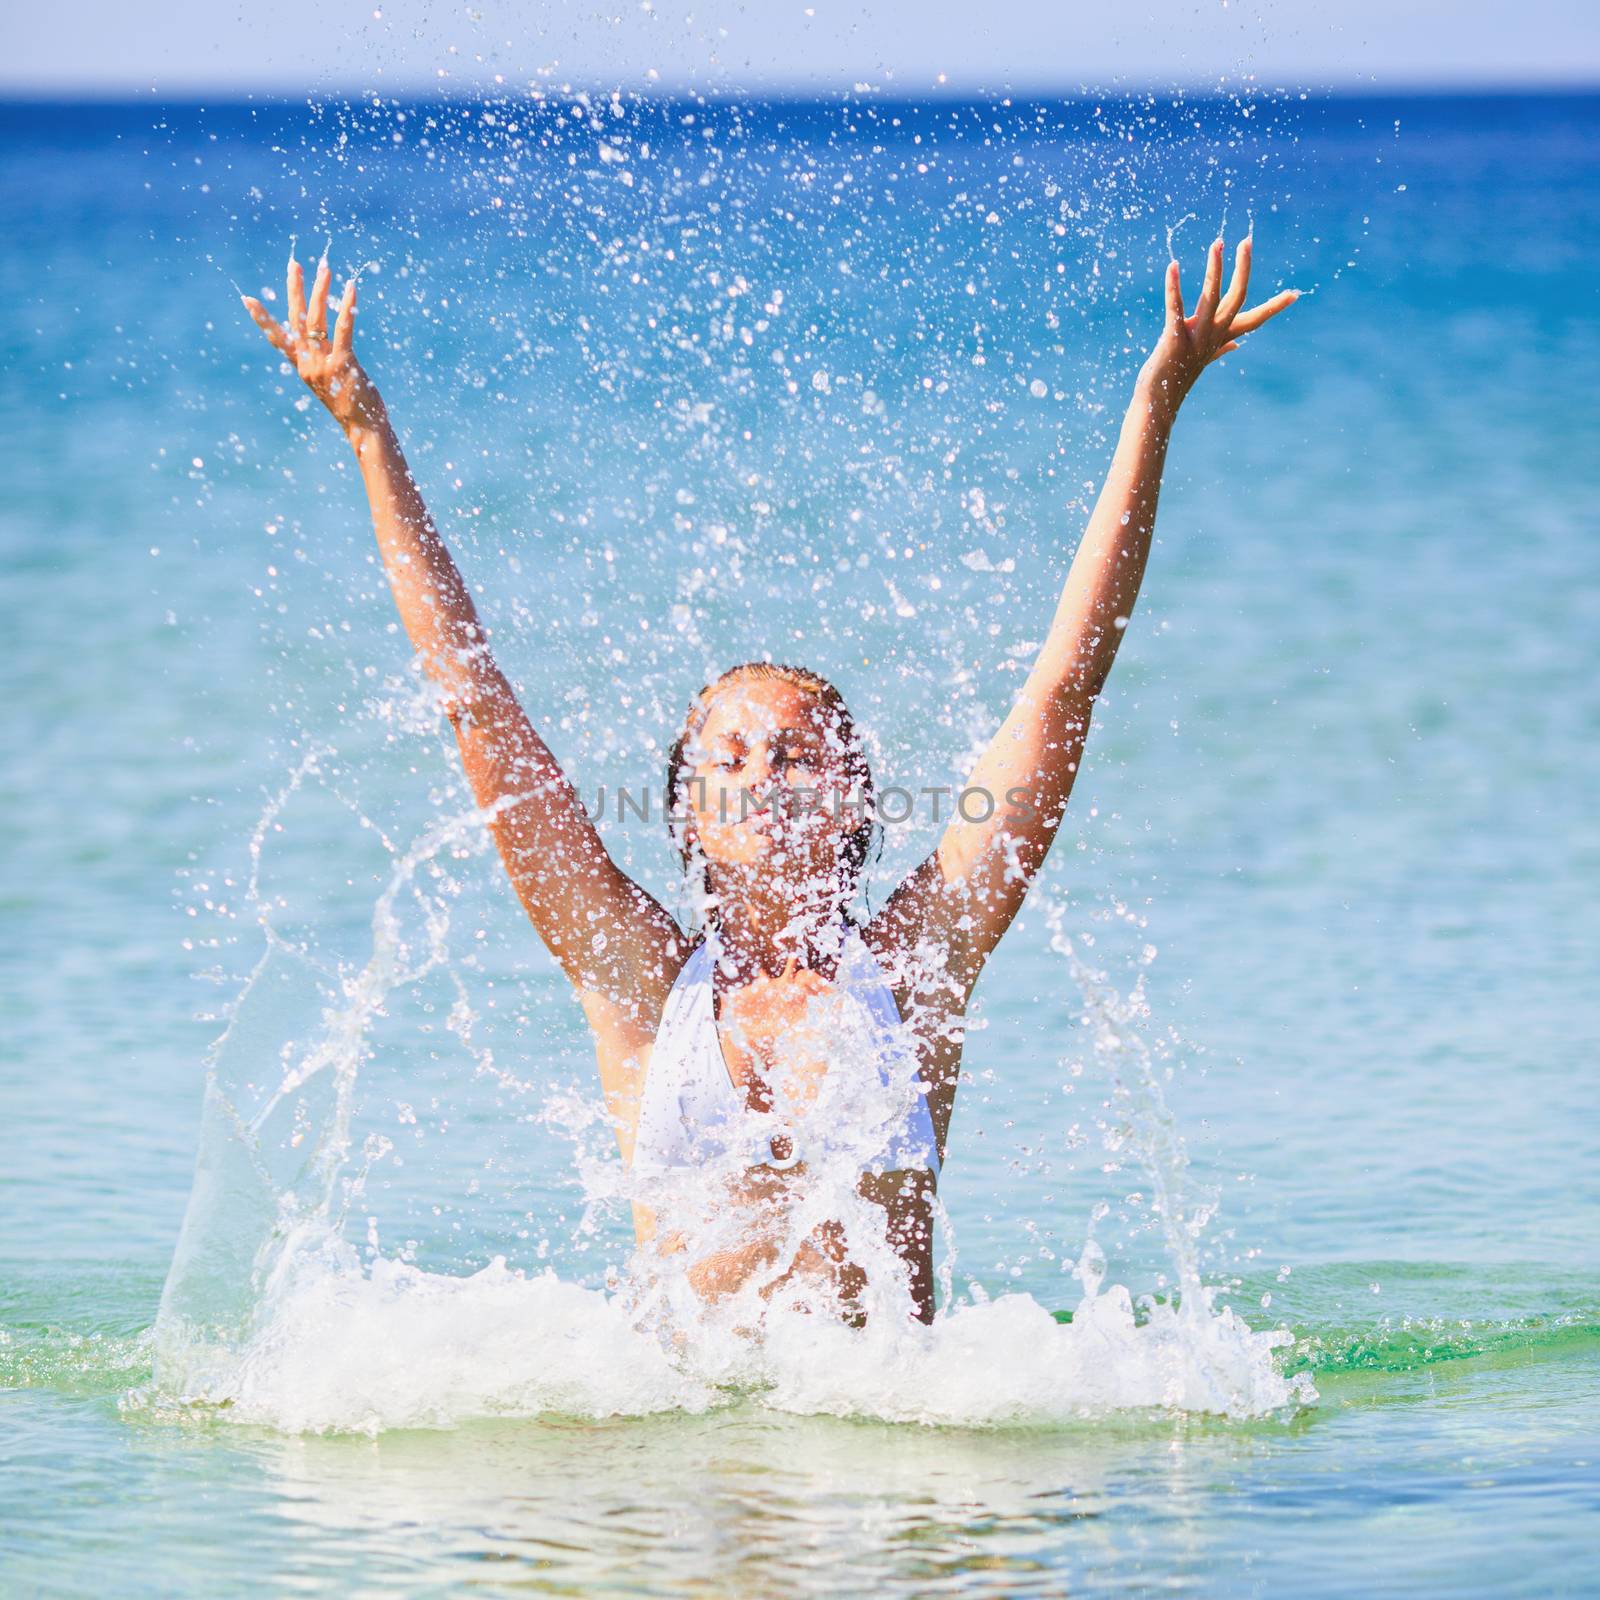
[242,237,1296,1325]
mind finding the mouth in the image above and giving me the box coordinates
[738,790,778,824]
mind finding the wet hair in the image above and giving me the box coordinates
[665,661,879,913]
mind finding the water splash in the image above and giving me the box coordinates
[147,761,1313,1433]
[140,77,1340,1436]
[1043,896,1214,1303]
[152,743,528,1400]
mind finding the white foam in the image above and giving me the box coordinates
[145,1220,1309,1436]
[755,1284,1313,1426]
[151,1226,711,1436]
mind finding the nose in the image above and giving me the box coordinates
[743,747,774,790]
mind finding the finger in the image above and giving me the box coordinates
[1164,258,1184,330]
[1216,235,1252,326]
[287,250,307,341]
[1230,288,1300,336]
[307,257,332,344]
[242,296,293,358]
[1210,339,1241,363]
[332,275,358,360]
[1196,236,1225,322]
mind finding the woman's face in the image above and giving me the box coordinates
[681,677,864,894]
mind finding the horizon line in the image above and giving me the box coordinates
[1,75,1597,106]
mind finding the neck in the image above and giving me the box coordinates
[706,881,850,979]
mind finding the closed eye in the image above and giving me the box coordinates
[776,746,824,773]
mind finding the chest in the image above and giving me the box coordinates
[590,937,971,1158]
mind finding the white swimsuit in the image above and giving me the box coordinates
[631,923,942,1180]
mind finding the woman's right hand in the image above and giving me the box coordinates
[242,248,386,438]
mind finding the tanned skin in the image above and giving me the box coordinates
[243,237,1297,1322]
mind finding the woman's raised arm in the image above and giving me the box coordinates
[882,234,1299,984]
[243,249,688,1020]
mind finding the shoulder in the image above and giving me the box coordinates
[864,853,982,997]
[862,870,976,1025]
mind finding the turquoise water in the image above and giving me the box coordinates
[3,89,1599,1593]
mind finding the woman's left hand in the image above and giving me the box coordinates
[1138,234,1299,422]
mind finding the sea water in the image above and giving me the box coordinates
[2,89,1598,1595]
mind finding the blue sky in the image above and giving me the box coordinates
[8,0,1598,94]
